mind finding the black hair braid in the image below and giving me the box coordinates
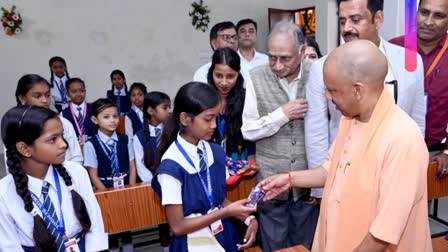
[50,72,55,88]
[53,164,91,233]
[6,148,33,212]
[6,148,57,251]
[142,116,156,172]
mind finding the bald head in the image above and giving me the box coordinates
[324,40,388,87]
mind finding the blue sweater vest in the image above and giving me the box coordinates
[127,109,144,135]
[107,90,131,114]
[89,133,130,188]
[61,104,94,138]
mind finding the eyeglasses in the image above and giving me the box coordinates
[217,34,238,42]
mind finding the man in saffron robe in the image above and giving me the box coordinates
[258,40,432,252]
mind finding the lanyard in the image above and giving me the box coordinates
[217,114,225,139]
[96,135,120,176]
[55,79,67,103]
[69,103,87,136]
[175,140,214,208]
[30,168,66,238]
[425,36,448,79]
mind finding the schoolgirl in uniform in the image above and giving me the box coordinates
[207,47,256,163]
[0,105,108,252]
[15,74,83,164]
[125,82,147,140]
[152,82,258,252]
[133,91,171,252]
[83,98,136,252]
[106,70,131,114]
[49,56,71,112]
[61,78,94,145]
[133,91,171,182]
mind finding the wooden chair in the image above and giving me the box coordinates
[427,161,448,228]
[432,235,448,252]
[116,115,126,134]
[95,177,255,234]
[95,183,166,234]
[275,245,310,252]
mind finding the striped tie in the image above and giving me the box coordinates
[155,127,162,146]
[59,80,67,103]
[116,90,121,114]
[197,148,207,172]
[41,181,65,252]
[76,107,84,135]
[107,140,119,176]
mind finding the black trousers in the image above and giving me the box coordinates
[258,198,319,252]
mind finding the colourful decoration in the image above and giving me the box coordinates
[1,5,22,36]
[298,8,316,35]
[189,0,210,32]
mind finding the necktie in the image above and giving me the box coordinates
[116,90,121,114]
[107,140,119,175]
[41,181,65,252]
[197,148,207,172]
[59,80,67,103]
[76,107,84,135]
[154,127,162,146]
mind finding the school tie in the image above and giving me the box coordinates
[154,127,162,146]
[41,181,65,252]
[197,148,207,172]
[76,107,84,135]
[107,139,119,175]
[116,90,121,114]
[59,80,67,103]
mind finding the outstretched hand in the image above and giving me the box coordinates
[256,173,290,201]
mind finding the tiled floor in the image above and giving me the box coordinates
[0,159,446,251]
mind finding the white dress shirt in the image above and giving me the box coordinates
[70,102,86,117]
[51,75,70,104]
[237,49,269,70]
[157,134,220,206]
[241,69,302,142]
[113,87,127,96]
[83,130,135,169]
[133,123,164,182]
[60,116,83,164]
[0,162,108,251]
[125,105,144,140]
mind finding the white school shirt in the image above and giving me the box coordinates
[241,68,302,142]
[51,75,70,104]
[192,60,251,88]
[60,116,84,164]
[113,87,127,96]
[237,49,269,70]
[132,123,164,182]
[70,101,86,117]
[157,134,231,206]
[83,130,135,169]
[0,161,108,251]
[125,105,144,140]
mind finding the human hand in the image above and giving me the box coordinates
[256,173,290,201]
[236,219,258,250]
[223,199,256,220]
[282,99,308,120]
[430,152,448,179]
[243,164,259,177]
